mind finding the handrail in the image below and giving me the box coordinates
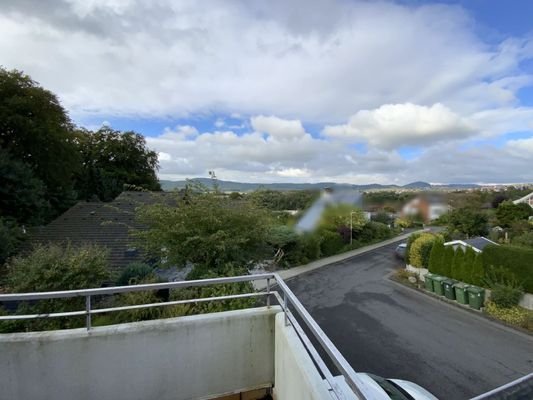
[0,273,372,399]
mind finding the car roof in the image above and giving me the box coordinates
[389,378,439,400]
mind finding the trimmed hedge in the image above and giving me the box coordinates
[482,245,533,293]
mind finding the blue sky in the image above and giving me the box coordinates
[1,0,532,184]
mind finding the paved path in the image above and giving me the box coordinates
[286,240,533,400]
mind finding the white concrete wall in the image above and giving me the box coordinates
[273,313,336,400]
[0,307,280,400]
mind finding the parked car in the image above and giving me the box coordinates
[358,373,439,400]
[395,243,407,259]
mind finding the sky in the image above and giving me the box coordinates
[1,0,533,185]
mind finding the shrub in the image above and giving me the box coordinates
[284,232,322,265]
[441,245,454,277]
[117,262,155,285]
[358,221,391,243]
[428,239,444,274]
[469,253,484,286]
[409,233,437,268]
[490,285,523,308]
[319,230,344,257]
[450,248,465,281]
[482,245,533,293]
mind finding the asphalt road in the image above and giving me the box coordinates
[287,241,533,400]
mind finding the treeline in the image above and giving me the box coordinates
[0,68,160,263]
[245,189,319,211]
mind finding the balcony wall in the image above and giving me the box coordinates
[0,307,279,400]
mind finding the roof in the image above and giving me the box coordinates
[28,191,178,273]
[444,237,498,252]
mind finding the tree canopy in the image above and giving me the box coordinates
[74,127,161,201]
[446,207,488,238]
[495,201,533,228]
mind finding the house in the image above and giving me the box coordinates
[401,194,450,223]
[513,192,533,208]
[444,236,498,253]
[28,191,178,274]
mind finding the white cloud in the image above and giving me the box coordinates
[0,1,531,123]
[251,115,306,140]
[323,103,473,149]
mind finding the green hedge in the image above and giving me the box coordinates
[482,245,533,293]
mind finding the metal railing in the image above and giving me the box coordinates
[0,273,375,400]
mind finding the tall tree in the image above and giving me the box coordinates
[495,201,533,228]
[428,239,444,274]
[446,208,488,238]
[441,245,455,277]
[0,68,79,216]
[451,248,465,281]
[75,127,161,201]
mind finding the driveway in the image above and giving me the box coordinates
[287,241,533,399]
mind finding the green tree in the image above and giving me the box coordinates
[75,127,161,201]
[451,248,465,280]
[470,253,485,286]
[134,192,273,273]
[462,247,477,282]
[446,208,488,237]
[0,218,24,266]
[0,148,49,224]
[0,68,79,216]
[441,245,455,277]
[320,204,366,233]
[428,239,445,274]
[496,201,533,228]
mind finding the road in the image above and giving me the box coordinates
[287,241,533,399]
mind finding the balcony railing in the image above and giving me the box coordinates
[0,273,375,400]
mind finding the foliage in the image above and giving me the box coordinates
[6,243,109,292]
[319,229,345,257]
[485,302,533,331]
[248,189,319,211]
[267,225,299,250]
[462,247,477,282]
[489,285,523,308]
[495,201,533,228]
[441,245,454,277]
[512,231,533,248]
[428,239,445,275]
[450,248,465,281]
[134,192,273,272]
[482,245,533,293]
[284,232,322,265]
[371,211,393,225]
[1,243,109,332]
[0,218,24,265]
[0,148,49,224]
[394,217,412,229]
[470,253,485,286]
[358,222,392,243]
[0,68,79,216]
[117,262,155,286]
[408,233,437,268]
[74,127,161,201]
[362,191,415,211]
[446,208,488,237]
[319,204,366,233]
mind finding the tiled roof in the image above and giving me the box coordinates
[28,192,178,273]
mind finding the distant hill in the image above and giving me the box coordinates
[160,178,479,192]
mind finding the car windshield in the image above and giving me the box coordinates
[367,374,412,400]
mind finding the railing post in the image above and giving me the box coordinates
[283,292,289,326]
[266,278,271,307]
[85,295,91,331]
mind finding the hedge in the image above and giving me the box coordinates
[482,245,533,293]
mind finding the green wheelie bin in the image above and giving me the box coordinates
[453,282,470,305]
[424,273,435,292]
[432,276,446,296]
[466,286,485,310]
[443,279,457,300]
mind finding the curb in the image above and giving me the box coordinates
[254,230,421,290]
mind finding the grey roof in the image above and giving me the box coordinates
[28,191,178,274]
[464,237,496,251]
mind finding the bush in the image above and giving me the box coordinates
[482,245,533,293]
[485,302,533,331]
[358,221,391,243]
[319,230,344,257]
[117,262,154,285]
[409,233,437,268]
[490,285,523,308]
[284,232,322,265]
